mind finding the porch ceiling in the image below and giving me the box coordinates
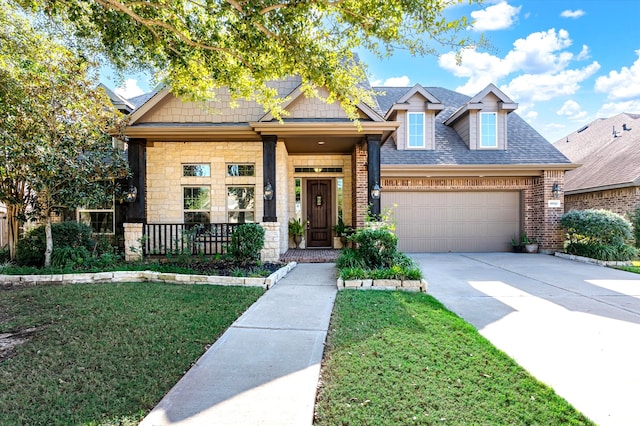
[282,135,362,154]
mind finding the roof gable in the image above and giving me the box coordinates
[444,83,518,126]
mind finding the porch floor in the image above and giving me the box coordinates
[280,249,340,263]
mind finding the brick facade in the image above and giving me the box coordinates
[565,187,640,216]
[353,142,369,228]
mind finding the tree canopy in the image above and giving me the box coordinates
[15,0,479,118]
[0,4,129,263]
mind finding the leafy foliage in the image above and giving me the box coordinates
[16,222,95,267]
[230,223,265,264]
[560,209,637,261]
[628,208,640,248]
[0,5,129,263]
[12,0,479,121]
[350,228,399,269]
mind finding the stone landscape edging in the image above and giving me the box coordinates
[0,262,297,290]
[554,252,633,267]
[337,277,428,293]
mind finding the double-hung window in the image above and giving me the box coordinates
[407,112,425,149]
[184,187,210,224]
[78,199,114,233]
[227,186,255,223]
[480,112,498,148]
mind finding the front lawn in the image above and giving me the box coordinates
[0,282,263,425]
[315,291,593,425]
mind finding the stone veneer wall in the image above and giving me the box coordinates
[145,141,264,223]
[565,187,640,216]
[381,172,566,252]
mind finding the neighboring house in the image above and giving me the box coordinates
[117,78,574,258]
[552,113,640,216]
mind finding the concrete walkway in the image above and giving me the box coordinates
[140,263,337,426]
[411,253,640,426]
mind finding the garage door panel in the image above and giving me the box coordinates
[383,191,520,253]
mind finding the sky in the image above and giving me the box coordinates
[101,0,640,144]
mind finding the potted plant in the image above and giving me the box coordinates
[332,216,353,247]
[511,236,523,253]
[520,233,539,253]
[288,218,307,249]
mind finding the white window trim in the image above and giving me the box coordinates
[406,112,426,149]
[479,112,498,149]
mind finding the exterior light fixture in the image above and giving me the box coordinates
[371,182,381,200]
[124,185,138,203]
[313,167,322,173]
[264,181,274,200]
[552,182,561,198]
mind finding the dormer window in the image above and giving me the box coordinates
[407,112,426,149]
[480,112,498,149]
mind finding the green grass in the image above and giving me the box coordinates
[315,291,594,425]
[0,283,263,425]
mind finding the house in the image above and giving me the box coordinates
[116,77,575,259]
[552,113,640,216]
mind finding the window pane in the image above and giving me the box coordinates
[408,113,425,148]
[228,211,255,224]
[184,187,210,210]
[79,211,114,233]
[227,164,255,177]
[227,187,255,210]
[480,113,497,148]
[185,212,210,224]
[183,164,211,177]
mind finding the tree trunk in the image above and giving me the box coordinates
[6,204,20,261]
[44,216,53,267]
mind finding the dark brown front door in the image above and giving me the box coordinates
[307,179,332,247]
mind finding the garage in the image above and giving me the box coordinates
[382,191,521,252]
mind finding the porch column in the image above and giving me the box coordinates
[126,139,146,223]
[367,135,382,219]
[262,135,278,222]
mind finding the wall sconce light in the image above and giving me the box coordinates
[371,182,381,200]
[124,185,138,203]
[552,182,561,198]
[264,181,274,201]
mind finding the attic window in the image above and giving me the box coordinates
[479,112,497,148]
[407,112,425,148]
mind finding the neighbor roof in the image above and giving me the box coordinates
[375,86,572,166]
[553,113,640,193]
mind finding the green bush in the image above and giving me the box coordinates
[51,246,92,268]
[350,227,399,269]
[16,221,94,267]
[230,223,265,264]
[629,208,640,248]
[560,209,637,261]
[335,248,366,269]
[0,246,9,263]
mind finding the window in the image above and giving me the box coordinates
[184,187,210,224]
[407,112,425,148]
[78,199,114,234]
[227,164,255,177]
[183,164,211,177]
[227,186,255,223]
[480,112,498,148]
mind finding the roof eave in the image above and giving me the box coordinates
[381,163,578,177]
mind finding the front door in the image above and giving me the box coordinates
[306,179,332,247]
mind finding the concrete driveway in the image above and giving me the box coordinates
[411,253,640,426]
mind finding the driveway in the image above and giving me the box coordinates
[411,253,640,426]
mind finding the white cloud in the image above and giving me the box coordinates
[597,100,640,117]
[576,45,590,61]
[369,76,411,87]
[594,50,640,100]
[501,62,600,102]
[439,29,598,98]
[114,79,144,99]
[470,1,521,31]
[560,9,585,19]
[557,100,588,120]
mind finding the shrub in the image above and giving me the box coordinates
[51,246,92,268]
[335,248,366,269]
[350,228,399,269]
[16,221,95,266]
[0,246,9,263]
[560,209,637,261]
[230,223,265,264]
[629,208,640,248]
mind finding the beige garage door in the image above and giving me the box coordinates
[382,191,521,252]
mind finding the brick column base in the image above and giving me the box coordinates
[261,222,280,262]
[124,223,143,262]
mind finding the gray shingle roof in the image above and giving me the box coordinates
[553,113,640,191]
[374,86,571,166]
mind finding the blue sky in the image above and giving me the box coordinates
[102,0,640,143]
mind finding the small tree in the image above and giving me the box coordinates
[0,7,129,265]
[629,208,640,248]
